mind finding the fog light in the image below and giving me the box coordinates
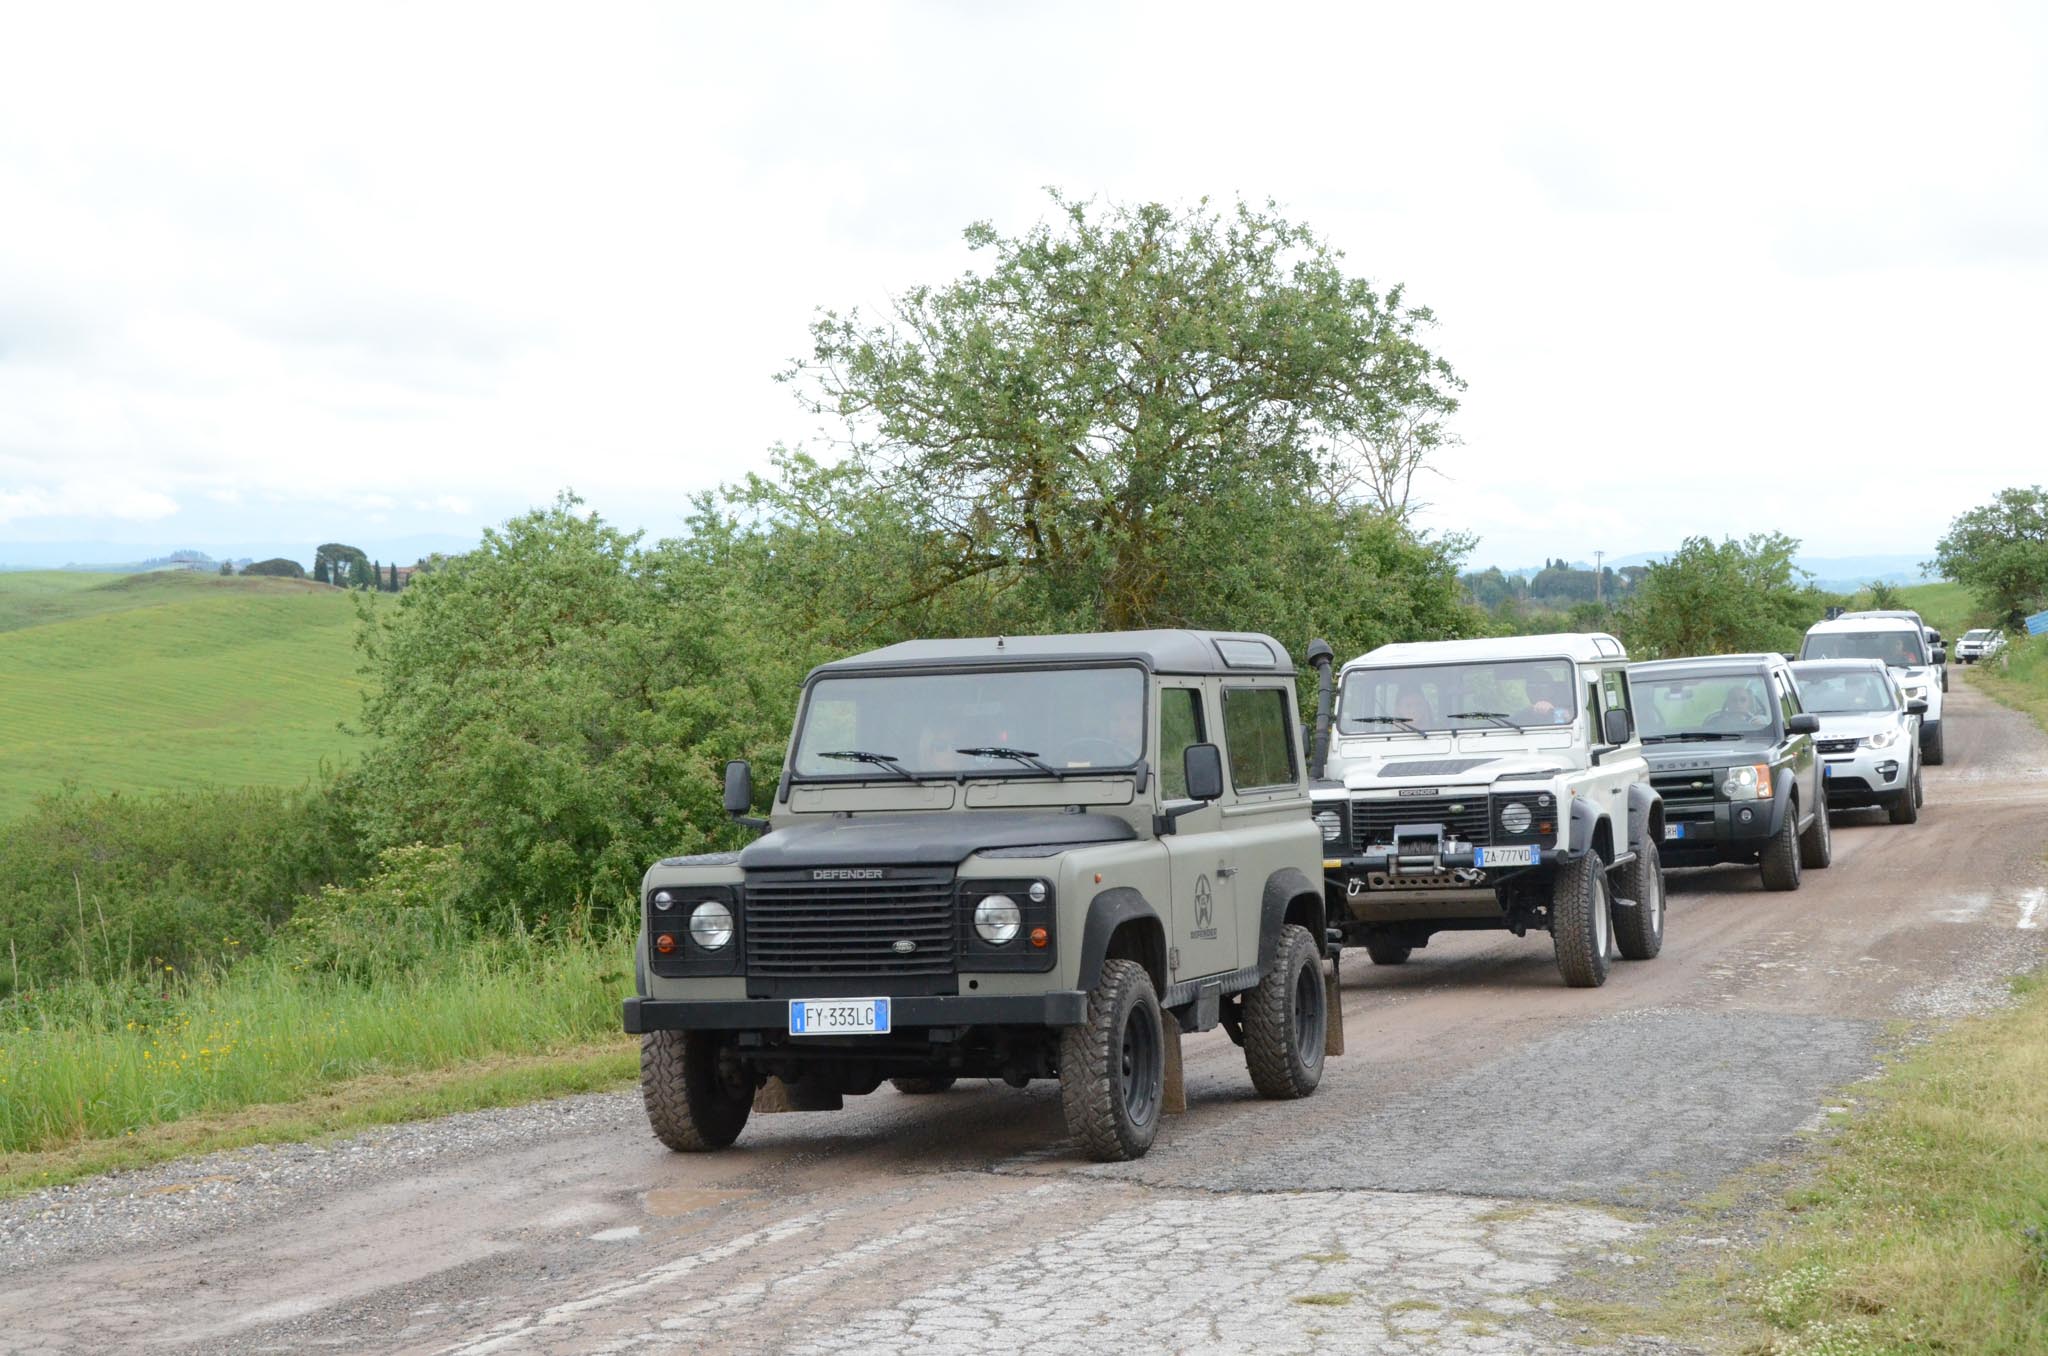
[975,894,1021,945]
[688,901,734,951]
[654,933,677,954]
[1738,807,1755,824]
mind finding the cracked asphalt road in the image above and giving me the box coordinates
[3,681,2044,1355]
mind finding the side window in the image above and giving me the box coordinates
[1776,673,1801,722]
[1222,687,1296,792]
[1583,676,1602,743]
[1600,668,1632,716]
[1159,687,1205,801]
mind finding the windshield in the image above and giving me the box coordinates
[1963,629,1992,642]
[1634,672,1777,739]
[1337,658,1579,733]
[791,666,1146,778]
[1798,671,1896,714]
[1801,629,1927,667]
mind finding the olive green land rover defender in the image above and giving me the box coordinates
[623,631,1338,1161]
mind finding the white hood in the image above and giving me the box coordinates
[1328,736,1575,791]
[1812,711,1906,739]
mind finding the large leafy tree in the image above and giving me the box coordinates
[1622,533,1835,659]
[777,192,1467,633]
[1932,486,2048,625]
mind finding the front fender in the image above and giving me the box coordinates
[1627,783,1664,853]
[1075,887,1166,993]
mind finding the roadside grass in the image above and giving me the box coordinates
[1968,633,2048,733]
[1893,580,1979,639]
[1744,973,2048,1354]
[0,571,362,819]
[0,919,636,1194]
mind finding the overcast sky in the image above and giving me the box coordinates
[3,1,2044,567]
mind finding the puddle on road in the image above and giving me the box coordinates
[643,1187,757,1217]
[1931,885,2046,929]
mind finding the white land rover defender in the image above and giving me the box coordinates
[1797,614,1947,765]
[1306,633,1666,988]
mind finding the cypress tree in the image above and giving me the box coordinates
[314,557,330,585]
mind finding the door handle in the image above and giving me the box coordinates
[1216,867,1238,878]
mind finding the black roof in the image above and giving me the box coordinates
[1630,652,1789,674]
[811,630,1297,679]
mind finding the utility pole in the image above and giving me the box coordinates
[1594,550,1605,605]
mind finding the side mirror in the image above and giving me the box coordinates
[1933,646,1947,664]
[1183,743,1225,803]
[1906,698,1929,716]
[723,759,754,815]
[1600,707,1634,746]
[1787,713,1820,735]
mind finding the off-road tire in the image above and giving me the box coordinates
[1888,766,1921,825]
[1059,958,1164,1161]
[1760,801,1803,891]
[1798,796,1833,869]
[1550,852,1613,988]
[1244,924,1328,1099]
[641,1029,752,1152]
[1923,723,1945,766]
[890,1076,957,1095]
[1613,842,1665,961]
[1364,937,1413,966]
[1914,760,1925,808]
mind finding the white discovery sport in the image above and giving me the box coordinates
[1305,633,1667,988]
[1797,615,1946,765]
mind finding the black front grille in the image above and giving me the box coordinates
[1816,738,1859,755]
[743,870,957,979]
[1651,771,1718,811]
[1351,796,1490,851]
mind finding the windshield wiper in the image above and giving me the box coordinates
[1447,710,1518,730]
[956,745,1066,776]
[1345,715,1424,734]
[1642,731,1749,743]
[816,749,918,781]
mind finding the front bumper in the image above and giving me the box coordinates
[1657,799,1777,863]
[1323,844,1572,878]
[1820,746,1910,805]
[624,991,1089,1034]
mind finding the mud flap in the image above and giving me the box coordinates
[1324,954,1346,1058]
[1162,1010,1187,1115]
[752,1076,843,1113]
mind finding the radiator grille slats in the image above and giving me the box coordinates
[743,871,957,977]
[1349,796,1491,851]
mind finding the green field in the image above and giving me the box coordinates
[1895,579,1982,638]
[0,571,364,820]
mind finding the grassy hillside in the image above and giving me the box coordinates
[0,572,364,819]
[1895,579,1980,638]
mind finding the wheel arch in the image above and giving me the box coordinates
[1260,866,1327,966]
[1077,887,1168,995]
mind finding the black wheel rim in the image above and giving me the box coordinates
[1119,1001,1161,1126]
[1292,956,1325,1063]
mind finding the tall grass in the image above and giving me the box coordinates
[0,914,632,1156]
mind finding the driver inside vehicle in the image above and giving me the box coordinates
[1394,688,1436,727]
[1058,700,1143,768]
[1706,685,1770,730]
[1514,678,1574,726]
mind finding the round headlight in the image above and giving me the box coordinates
[652,890,675,911]
[1500,802,1533,834]
[975,894,1022,945]
[688,901,734,950]
[1314,809,1342,842]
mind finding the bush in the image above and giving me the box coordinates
[0,782,369,996]
[242,558,307,579]
[284,844,465,983]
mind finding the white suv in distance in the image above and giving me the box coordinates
[1955,628,2006,664]
[1789,659,1928,825]
[1798,615,1947,766]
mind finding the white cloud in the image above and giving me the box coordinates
[0,482,179,525]
[2,0,2045,564]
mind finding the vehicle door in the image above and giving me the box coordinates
[1773,667,1818,819]
[1217,682,1315,974]
[1586,665,1643,853]
[1158,682,1239,984]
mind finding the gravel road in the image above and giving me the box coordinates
[3,681,2044,1355]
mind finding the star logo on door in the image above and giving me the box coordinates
[1194,874,1214,931]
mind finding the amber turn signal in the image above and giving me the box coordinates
[1029,927,1049,948]
[654,933,677,954]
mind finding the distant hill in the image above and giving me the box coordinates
[0,571,365,820]
[1485,551,1936,594]
[0,534,477,572]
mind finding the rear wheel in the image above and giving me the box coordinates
[642,1030,753,1152]
[1244,924,1328,1098]
[1923,723,1946,766]
[1551,853,1613,987]
[1059,958,1164,1161]
[1799,795,1833,868]
[1364,937,1413,966]
[1760,802,1803,891]
[1613,843,1665,961]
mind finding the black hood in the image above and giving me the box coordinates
[737,811,1136,870]
[1642,739,1776,771]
